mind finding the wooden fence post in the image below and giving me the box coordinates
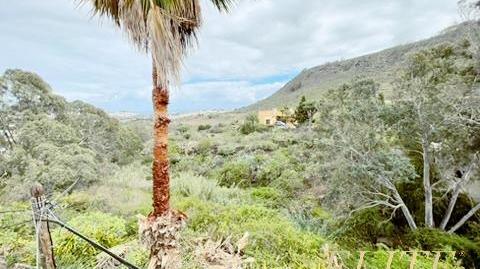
[31,183,56,269]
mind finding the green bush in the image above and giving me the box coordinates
[334,208,396,248]
[0,212,35,266]
[257,150,302,187]
[53,212,129,267]
[239,114,266,135]
[250,187,284,208]
[269,169,304,197]
[217,158,256,187]
[195,138,216,156]
[197,124,211,131]
[175,197,325,267]
[208,123,225,134]
[245,139,278,152]
[216,144,237,157]
[172,173,248,205]
[404,228,480,267]
[287,205,330,235]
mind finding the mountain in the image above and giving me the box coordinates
[244,22,476,111]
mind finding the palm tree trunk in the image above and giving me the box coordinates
[151,63,170,217]
[139,60,186,269]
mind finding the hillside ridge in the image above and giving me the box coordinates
[243,22,474,111]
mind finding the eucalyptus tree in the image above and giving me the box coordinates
[78,0,234,267]
[392,42,480,232]
[315,79,418,230]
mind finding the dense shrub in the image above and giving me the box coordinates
[239,114,267,135]
[250,187,285,208]
[269,169,304,197]
[53,212,129,267]
[197,124,211,131]
[194,138,216,156]
[0,209,34,266]
[175,197,326,267]
[404,228,480,267]
[333,208,396,248]
[217,157,257,187]
[171,173,248,205]
[208,123,225,134]
[287,205,330,235]
[258,150,303,188]
[216,144,237,156]
[245,139,278,152]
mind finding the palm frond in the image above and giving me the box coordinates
[209,0,235,11]
[80,0,233,87]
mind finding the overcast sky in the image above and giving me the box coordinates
[0,0,460,115]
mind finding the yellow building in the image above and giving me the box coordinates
[258,109,279,126]
[258,108,296,128]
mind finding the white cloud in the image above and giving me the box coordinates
[0,0,460,114]
[169,80,286,112]
[184,0,460,81]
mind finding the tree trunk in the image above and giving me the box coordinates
[140,60,186,269]
[151,65,170,217]
[441,158,476,230]
[393,191,418,230]
[448,203,480,234]
[422,139,434,228]
[440,161,474,230]
[439,184,461,230]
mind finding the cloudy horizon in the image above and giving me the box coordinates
[0,0,461,115]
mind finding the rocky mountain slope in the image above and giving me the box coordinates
[244,22,476,110]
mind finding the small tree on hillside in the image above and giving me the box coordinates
[278,106,294,124]
[294,96,317,128]
[240,114,262,135]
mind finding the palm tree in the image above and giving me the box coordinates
[79,0,234,267]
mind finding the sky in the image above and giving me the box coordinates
[0,0,461,115]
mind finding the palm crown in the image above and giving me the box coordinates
[81,0,233,87]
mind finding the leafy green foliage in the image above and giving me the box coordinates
[405,228,480,267]
[217,157,257,187]
[0,70,143,197]
[0,208,34,266]
[53,212,129,267]
[197,124,211,131]
[175,198,325,268]
[239,113,265,135]
[2,39,480,268]
[294,95,317,124]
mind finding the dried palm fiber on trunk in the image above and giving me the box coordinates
[139,210,187,269]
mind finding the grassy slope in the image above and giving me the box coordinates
[242,22,473,111]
